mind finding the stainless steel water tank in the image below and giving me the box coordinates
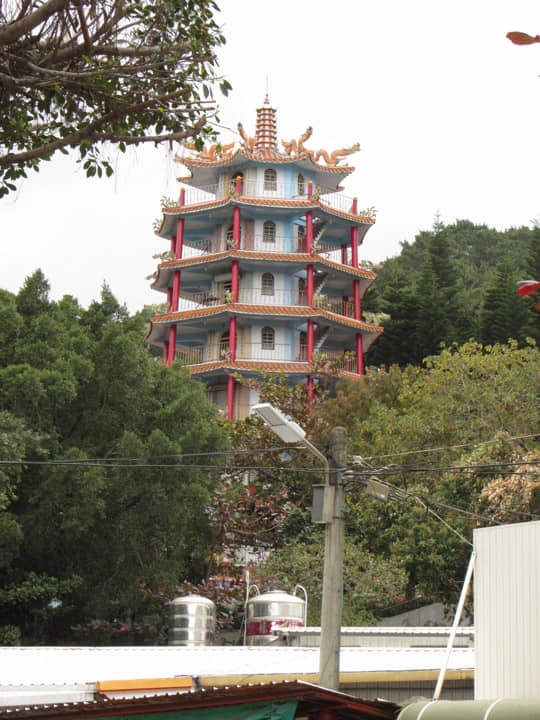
[168,595,216,646]
[245,589,306,645]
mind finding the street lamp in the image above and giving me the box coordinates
[252,403,344,690]
[252,403,329,482]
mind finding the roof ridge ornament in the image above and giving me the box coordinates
[178,141,235,162]
[237,122,256,152]
[281,127,313,156]
[309,143,360,167]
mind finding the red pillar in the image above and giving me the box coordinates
[307,265,314,306]
[342,295,349,317]
[307,375,314,398]
[180,188,185,206]
[353,280,361,319]
[167,325,176,366]
[171,270,180,312]
[176,219,184,259]
[306,211,313,253]
[351,197,359,268]
[232,260,239,302]
[236,175,243,195]
[308,181,313,200]
[351,226,359,268]
[163,340,169,363]
[170,235,176,253]
[233,207,241,249]
[341,244,348,265]
[307,320,314,361]
[356,333,364,375]
[227,375,235,420]
[229,316,237,360]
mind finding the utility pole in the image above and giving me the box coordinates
[318,426,347,690]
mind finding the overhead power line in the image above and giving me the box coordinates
[357,432,540,462]
[345,472,540,523]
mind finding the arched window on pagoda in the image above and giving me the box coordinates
[299,330,307,361]
[229,172,244,194]
[226,224,241,248]
[297,174,305,196]
[298,276,306,305]
[261,326,275,350]
[264,169,277,192]
[297,224,306,252]
[263,220,276,243]
[220,330,230,358]
[261,272,275,296]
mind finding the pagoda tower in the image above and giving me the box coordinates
[146,98,382,419]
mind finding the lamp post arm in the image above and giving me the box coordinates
[301,437,330,484]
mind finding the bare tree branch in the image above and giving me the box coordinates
[0,0,230,195]
[0,0,70,45]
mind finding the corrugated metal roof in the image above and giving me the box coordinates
[0,680,398,720]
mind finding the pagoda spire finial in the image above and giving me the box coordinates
[255,92,277,151]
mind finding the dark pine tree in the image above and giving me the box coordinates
[413,253,449,360]
[480,262,530,345]
[365,265,421,367]
[524,227,540,344]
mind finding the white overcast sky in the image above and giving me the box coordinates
[2,0,540,313]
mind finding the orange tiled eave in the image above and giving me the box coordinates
[150,304,383,333]
[179,147,354,174]
[183,359,366,379]
[160,195,375,225]
[153,250,377,281]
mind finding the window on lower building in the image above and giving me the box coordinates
[297,174,305,196]
[261,326,275,350]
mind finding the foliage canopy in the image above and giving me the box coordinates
[0,272,229,643]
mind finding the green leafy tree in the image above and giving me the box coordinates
[320,341,539,607]
[254,536,408,625]
[0,0,231,196]
[0,273,230,643]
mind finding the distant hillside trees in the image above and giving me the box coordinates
[365,221,539,367]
